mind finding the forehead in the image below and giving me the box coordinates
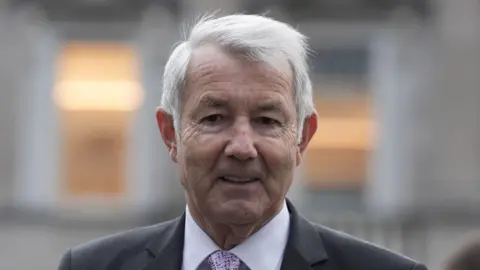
[182,44,294,105]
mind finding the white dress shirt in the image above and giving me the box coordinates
[182,201,290,270]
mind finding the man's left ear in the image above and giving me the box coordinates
[296,113,318,166]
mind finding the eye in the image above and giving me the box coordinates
[256,117,281,126]
[201,114,224,124]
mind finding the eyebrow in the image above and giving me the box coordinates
[256,101,284,113]
[196,96,230,109]
[195,95,286,113]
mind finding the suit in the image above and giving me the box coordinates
[58,200,428,270]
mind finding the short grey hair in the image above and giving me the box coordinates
[160,14,315,143]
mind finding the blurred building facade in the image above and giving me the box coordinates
[0,0,479,269]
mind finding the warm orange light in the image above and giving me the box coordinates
[56,42,139,82]
[310,118,375,149]
[54,80,143,111]
[53,42,143,111]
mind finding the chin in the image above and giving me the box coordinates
[212,199,264,224]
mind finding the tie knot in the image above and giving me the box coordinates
[207,250,241,270]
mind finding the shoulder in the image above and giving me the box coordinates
[58,218,179,270]
[312,223,426,270]
[71,219,176,256]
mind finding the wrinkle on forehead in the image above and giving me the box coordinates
[185,44,293,94]
[178,44,296,122]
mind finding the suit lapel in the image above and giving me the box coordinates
[280,244,315,270]
[139,214,186,270]
[137,200,329,270]
[280,199,329,270]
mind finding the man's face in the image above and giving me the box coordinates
[157,44,316,225]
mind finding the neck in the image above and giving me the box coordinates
[187,200,283,250]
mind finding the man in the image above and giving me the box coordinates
[444,233,480,270]
[58,14,428,270]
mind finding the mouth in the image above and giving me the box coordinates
[218,176,260,184]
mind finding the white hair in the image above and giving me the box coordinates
[160,14,315,143]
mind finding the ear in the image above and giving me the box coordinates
[156,109,178,163]
[296,113,318,166]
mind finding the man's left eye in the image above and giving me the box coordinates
[256,117,281,126]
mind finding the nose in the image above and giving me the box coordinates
[224,121,258,161]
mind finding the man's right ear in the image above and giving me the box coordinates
[156,109,178,163]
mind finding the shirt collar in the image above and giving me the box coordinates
[182,205,219,270]
[182,201,290,270]
[230,201,290,270]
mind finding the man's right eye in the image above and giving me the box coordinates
[201,114,224,124]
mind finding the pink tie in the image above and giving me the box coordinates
[207,250,241,270]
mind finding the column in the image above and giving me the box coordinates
[132,6,185,218]
[367,22,439,219]
[425,1,480,268]
[0,5,18,209]
[428,0,480,212]
[368,1,480,266]
[368,0,480,216]
[12,6,61,210]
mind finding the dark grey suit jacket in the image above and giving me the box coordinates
[58,200,428,270]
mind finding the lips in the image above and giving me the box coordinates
[219,176,260,184]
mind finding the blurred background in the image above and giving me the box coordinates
[0,0,479,269]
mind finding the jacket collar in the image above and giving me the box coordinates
[280,199,328,269]
[140,215,185,270]
[139,198,328,270]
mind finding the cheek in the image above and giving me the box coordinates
[179,134,225,189]
[264,131,298,165]
[259,140,297,184]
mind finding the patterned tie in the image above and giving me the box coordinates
[206,250,241,270]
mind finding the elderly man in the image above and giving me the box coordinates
[58,14,427,270]
[444,233,480,270]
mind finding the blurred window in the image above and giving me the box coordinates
[303,97,374,191]
[54,42,143,200]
